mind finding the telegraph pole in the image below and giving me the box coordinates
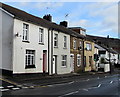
[107,35,112,74]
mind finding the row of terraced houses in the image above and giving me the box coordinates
[0,3,120,75]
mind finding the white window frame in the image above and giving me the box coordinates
[86,43,92,50]
[63,36,67,48]
[77,54,81,67]
[61,55,67,67]
[73,39,76,49]
[54,33,58,47]
[23,23,29,41]
[25,50,35,68]
[39,28,44,44]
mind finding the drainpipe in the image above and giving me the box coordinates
[48,28,50,75]
[82,39,85,72]
[51,29,53,74]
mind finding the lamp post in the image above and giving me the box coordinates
[107,35,112,74]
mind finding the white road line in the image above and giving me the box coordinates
[68,81,74,84]
[12,87,20,90]
[0,86,4,89]
[97,84,101,88]
[17,85,23,87]
[110,81,113,84]
[83,89,88,91]
[86,79,90,81]
[105,76,107,78]
[22,87,29,89]
[1,89,9,92]
[65,91,79,96]
[7,85,14,88]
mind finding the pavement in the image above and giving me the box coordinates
[0,69,120,87]
[0,68,119,88]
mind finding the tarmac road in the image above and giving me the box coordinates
[1,74,120,97]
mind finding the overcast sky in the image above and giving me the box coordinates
[3,1,119,38]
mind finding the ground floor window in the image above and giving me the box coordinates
[77,54,81,67]
[25,50,36,69]
[61,55,67,67]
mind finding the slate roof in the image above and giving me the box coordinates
[0,2,85,39]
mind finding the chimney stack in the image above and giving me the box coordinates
[60,21,68,27]
[43,14,52,22]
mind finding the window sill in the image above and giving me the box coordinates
[25,65,36,69]
[39,42,44,45]
[61,66,67,68]
[63,47,67,49]
[54,46,58,48]
[22,40,30,43]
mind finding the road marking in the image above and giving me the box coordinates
[86,79,90,81]
[0,86,4,89]
[22,87,29,89]
[65,91,79,96]
[97,77,100,79]
[7,85,14,88]
[110,81,113,84]
[97,84,101,88]
[1,89,9,92]
[83,89,88,91]
[17,85,23,87]
[68,81,74,84]
[105,76,107,78]
[12,87,20,90]
[0,78,17,85]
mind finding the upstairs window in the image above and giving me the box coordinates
[73,39,76,49]
[39,28,44,43]
[54,34,58,47]
[86,43,92,50]
[63,36,67,48]
[23,23,29,41]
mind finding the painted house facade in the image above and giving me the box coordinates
[0,3,49,74]
[0,3,80,75]
[84,39,95,71]
[69,27,85,73]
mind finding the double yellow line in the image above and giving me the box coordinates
[0,77,18,86]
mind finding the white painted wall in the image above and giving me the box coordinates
[0,9,14,71]
[53,30,71,74]
[13,19,48,74]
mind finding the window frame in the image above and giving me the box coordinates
[73,39,77,49]
[23,23,29,42]
[86,43,92,51]
[77,54,81,67]
[54,33,58,48]
[63,36,67,48]
[25,50,36,69]
[61,55,67,67]
[39,28,44,44]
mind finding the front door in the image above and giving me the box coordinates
[43,51,47,73]
[52,56,56,74]
[70,54,74,72]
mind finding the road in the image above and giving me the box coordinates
[1,74,120,97]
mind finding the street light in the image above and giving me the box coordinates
[107,35,112,74]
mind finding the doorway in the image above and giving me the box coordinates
[70,54,74,72]
[52,56,56,74]
[43,50,47,73]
